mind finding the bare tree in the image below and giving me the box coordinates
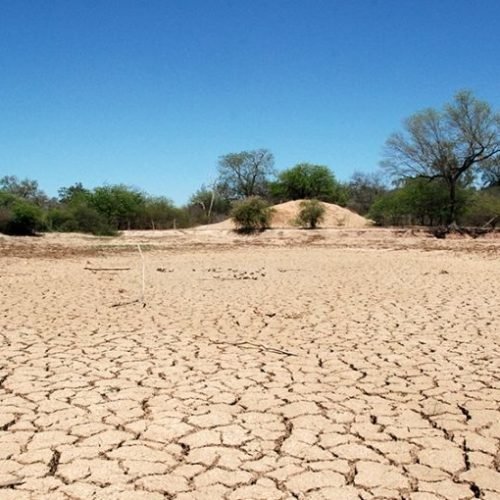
[383,91,500,226]
[217,149,275,199]
[482,155,500,187]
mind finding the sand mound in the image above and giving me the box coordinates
[205,200,372,229]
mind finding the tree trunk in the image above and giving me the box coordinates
[208,190,215,223]
[447,179,458,228]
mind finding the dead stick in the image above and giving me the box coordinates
[137,244,145,306]
[481,216,498,229]
[211,340,297,356]
[84,267,131,271]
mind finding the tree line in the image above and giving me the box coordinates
[1,90,499,236]
[0,161,361,235]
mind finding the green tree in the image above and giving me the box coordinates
[368,190,405,226]
[271,163,346,203]
[217,149,275,199]
[383,91,500,227]
[58,182,90,204]
[89,185,146,229]
[142,196,184,229]
[369,178,469,226]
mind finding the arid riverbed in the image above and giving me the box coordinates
[0,229,499,499]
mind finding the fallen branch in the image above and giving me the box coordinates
[481,216,498,229]
[111,299,140,308]
[84,267,131,271]
[210,340,297,356]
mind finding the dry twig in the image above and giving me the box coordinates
[84,267,131,271]
[210,340,297,356]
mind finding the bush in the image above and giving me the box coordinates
[230,196,274,233]
[48,204,116,236]
[295,199,325,229]
[463,189,500,227]
[4,200,45,235]
[66,204,116,236]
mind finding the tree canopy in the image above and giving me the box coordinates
[482,156,500,187]
[383,90,500,226]
[369,178,469,227]
[217,149,274,199]
[271,163,345,203]
[0,175,49,206]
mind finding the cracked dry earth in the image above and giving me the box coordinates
[0,233,499,499]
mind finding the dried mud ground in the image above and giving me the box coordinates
[0,229,499,500]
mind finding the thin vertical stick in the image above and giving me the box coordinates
[137,244,145,306]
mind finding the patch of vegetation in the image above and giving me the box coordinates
[270,163,347,204]
[295,199,325,229]
[230,196,274,233]
[0,193,45,235]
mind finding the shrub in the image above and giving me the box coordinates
[48,204,116,236]
[230,196,274,233]
[66,204,117,235]
[5,200,45,235]
[295,199,325,229]
[463,189,500,228]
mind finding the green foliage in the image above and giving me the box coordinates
[295,199,326,229]
[49,204,116,236]
[463,188,500,227]
[369,178,469,226]
[0,175,49,207]
[10,201,45,235]
[49,184,190,234]
[142,197,190,229]
[89,185,146,229]
[383,90,500,226]
[271,163,346,204]
[187,185,231,225]
[230,197,274,233]
[58,183,90,204]
[0,192,17,234]
[0,193,46,235]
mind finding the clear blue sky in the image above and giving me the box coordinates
[1,0,499,205]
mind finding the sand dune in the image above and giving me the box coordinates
[205,199,372,229]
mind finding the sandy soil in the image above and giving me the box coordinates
[0,229,499,499]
